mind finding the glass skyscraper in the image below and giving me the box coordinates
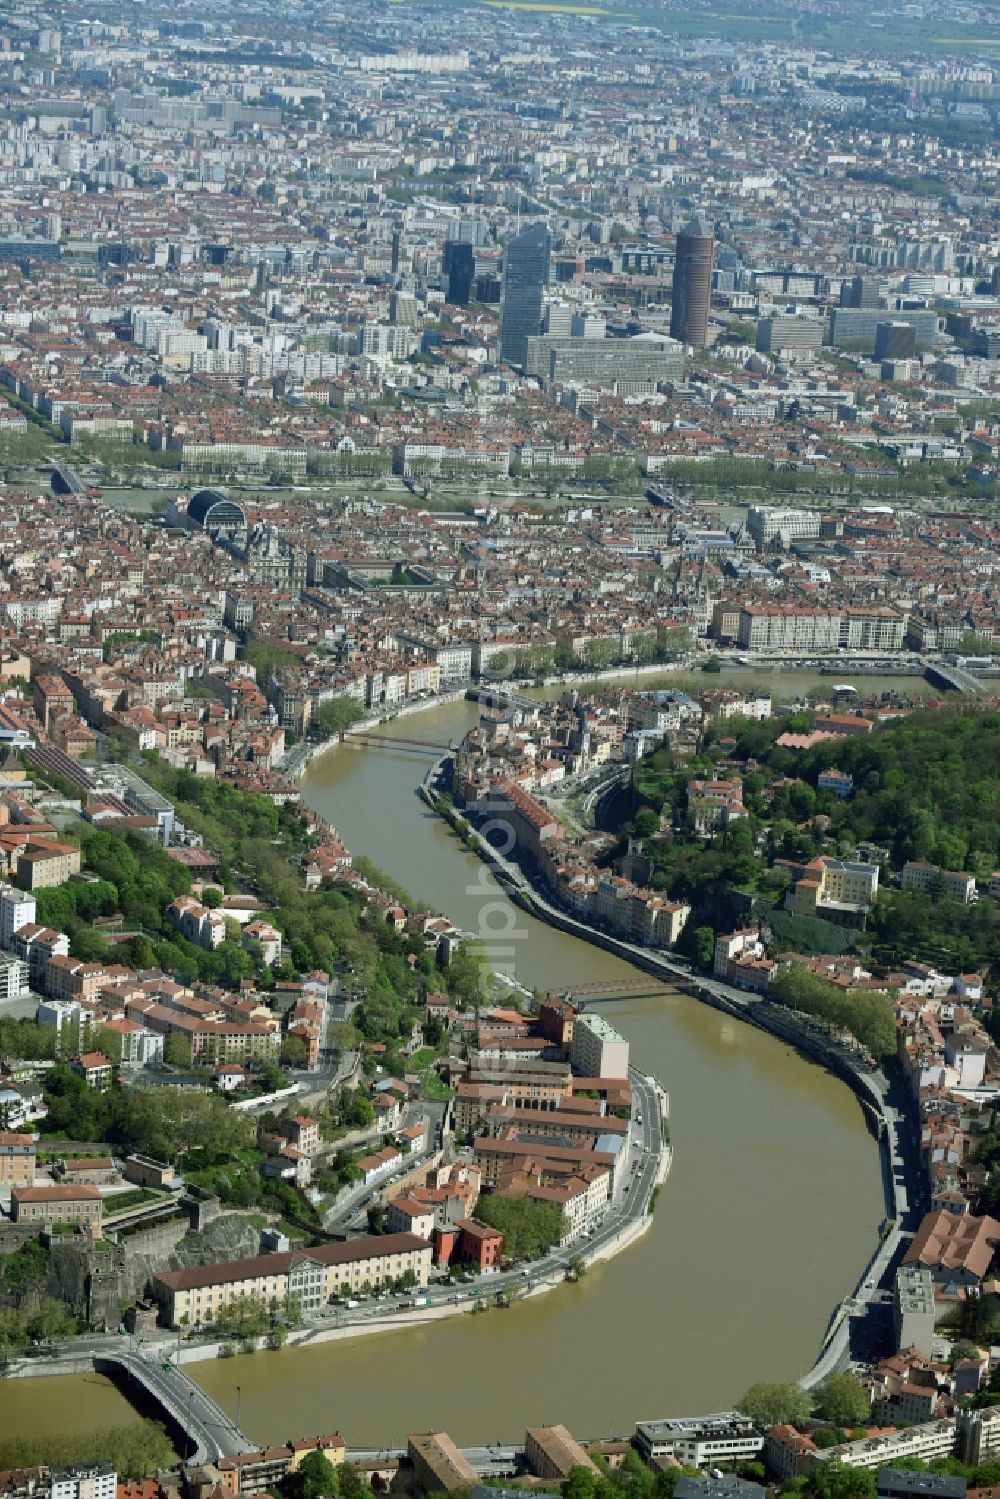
[499,221,551,368]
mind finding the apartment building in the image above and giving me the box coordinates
[687,776,745,834]
[130,999,279,1064]
[242,920,282,966]
[538,996,575,1049]
[0,1131,36,1186]
[901,863,977,904]
[44,956,106,1002]
[902,1209,1000,1290]
[16,926,70,985]
[841,609,907,652]
[488,779,561,863]
[816,1422,956,1470]
[956,1406,1000,1466]
[456,1218,504,1271]
[387,1196,437,1240]
[36,996,85,1045]
[16,841,82,890]
[894,1264,936,1360]
[0,883,35,946]
[70,1051,113,1090]
[570,1013,630,1080]
[714,928,763,979]
[0,951,28,999]
[50,1467,117,1499]
[484,1104,627,1151]
[154,1234,433,1325]
[786,856,879,924]
[473,1135,618,1192]
[168,895,227,950]
[737,606,841,653]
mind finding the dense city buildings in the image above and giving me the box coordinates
[5,0,1000,1477]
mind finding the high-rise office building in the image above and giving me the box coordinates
[669,215,714,348]
[543,301,573,335]
[390,291,419,327]
[841,274,882,309]
[499,221,551,368]
[875,321,917,361]
[442,241,475,306]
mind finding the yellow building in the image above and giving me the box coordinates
[154,1233,432,1326]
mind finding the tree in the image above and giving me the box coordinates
[473,1195,567,1261]
[343,1090,375,1129]
[163,1032,192,1069]
[736,1380,812,1428]
[130,934,158,969]
[692,926,715,970]
[260,1061,286,1093]
[366,1204,387,1235]
[283,1449,339,1499]
[769,962,896,1058]
[633,809,660,840]
[314,697,364,739]
[0,1421,175,1479]
[281,1034,309,1069]
[86,1023,122,1067]
[69,928,111,963]
[337,1464,366,1499]
[562,1468,597,1499]
[815,1372,871,1428]
[444,940,490,1011]
[803,1460,875,1499]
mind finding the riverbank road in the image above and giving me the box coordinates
[322,1104,440,1234]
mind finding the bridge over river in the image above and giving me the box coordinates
[96,1351,251,1464]
[923,660,988,695]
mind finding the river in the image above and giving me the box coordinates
[1,679,890,1449]
[191,693,885,1445]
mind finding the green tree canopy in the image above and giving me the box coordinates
[769,963,897,1058]
[802,1460,875,1499]
[473,1195,567,1261]
[736,1380,813,1428]
[283,1449,340,1499]
[314,697,365,739]
[815,1372,871,1428]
